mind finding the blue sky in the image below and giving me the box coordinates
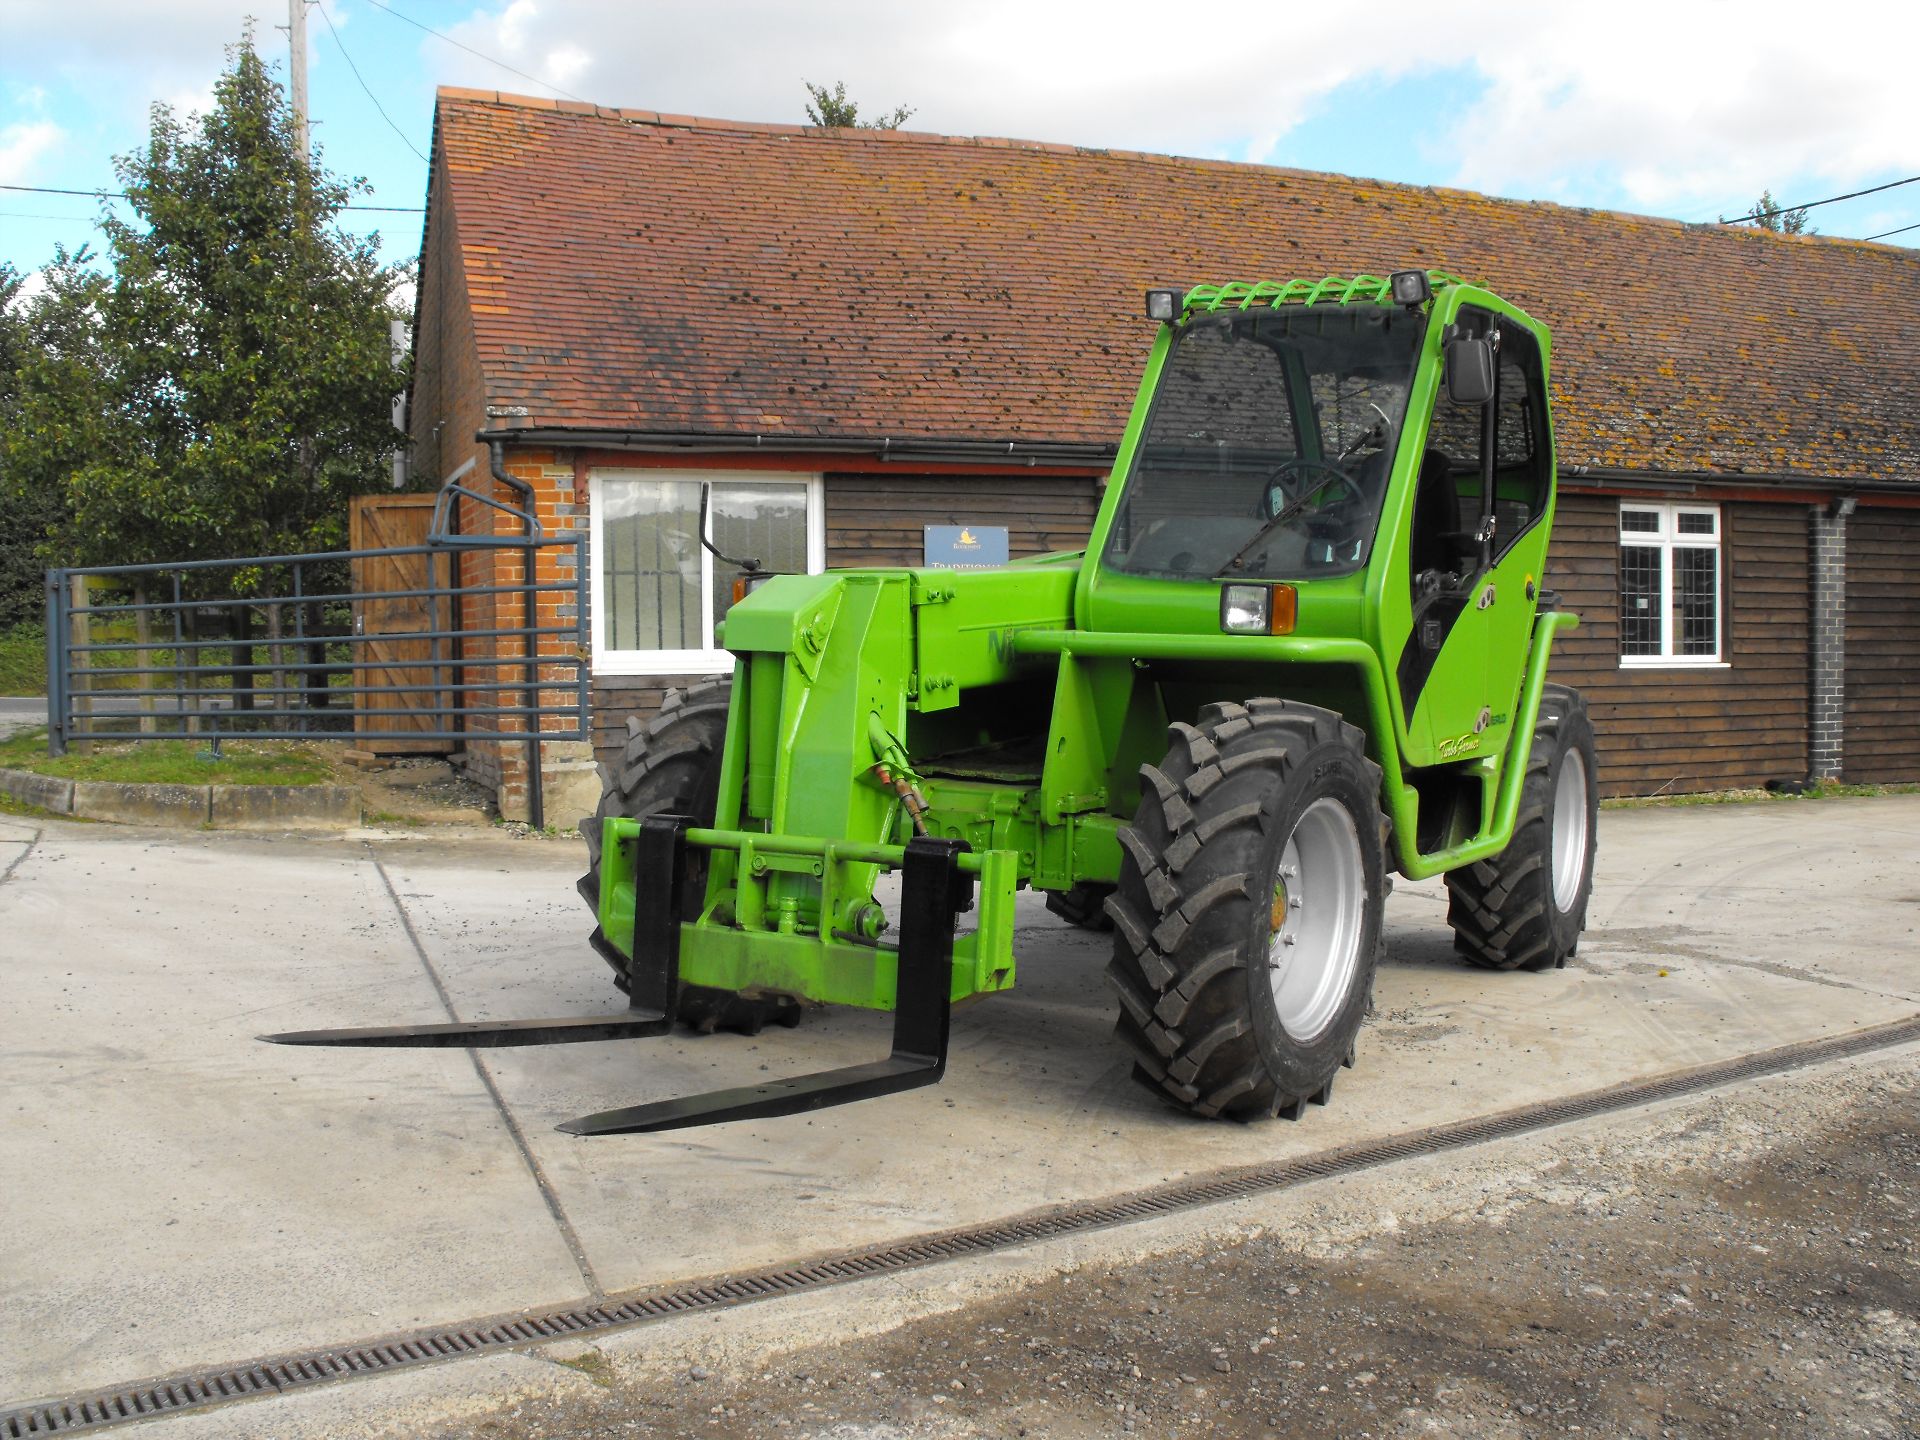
[4,0,1916,293]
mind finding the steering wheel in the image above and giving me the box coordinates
[1258,458,1367,522]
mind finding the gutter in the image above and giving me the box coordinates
[474,426,1914,496]
[475,426,1116,470]
[1561,464,1914,499]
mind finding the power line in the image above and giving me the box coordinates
[0,210,104,223]
[1863,220,1920,242]
[0,183,419,213]
[314,0,428,163]
[0,184,117,200]
[1721,173,1920,224]
[360,0,592,105]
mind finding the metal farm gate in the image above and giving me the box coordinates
[42,475,587,828]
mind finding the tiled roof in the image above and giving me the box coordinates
[430,88,1920,482]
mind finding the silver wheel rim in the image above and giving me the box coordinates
[1551,749,1590,913]
[1268,797,1366,1042]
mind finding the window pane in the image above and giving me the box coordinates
[1495,358,1532,465]
[1620,509,1660,534]
[1620,544,1661,655]
[1674,546,1718,656]
[709,482,809,629]
[1676,511,1716,536]
[601,477,701,652]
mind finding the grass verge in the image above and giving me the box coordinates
[0,729,335,786]
[0,624,46,696]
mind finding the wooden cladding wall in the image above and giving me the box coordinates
[586,485,1831,798]
[825,473,1101,566]
[1544,494,1810,797]
[1843,508,1920,784]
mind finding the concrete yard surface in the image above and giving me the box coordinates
[0,795,1915,1426]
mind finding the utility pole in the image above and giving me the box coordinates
[288,0,310,158]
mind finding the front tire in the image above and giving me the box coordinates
[1445,683,1598,972]
[577,678,802,1034]
[1105,699,1385,1121]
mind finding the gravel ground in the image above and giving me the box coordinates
[395,1047,1919,1440]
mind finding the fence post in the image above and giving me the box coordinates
[66,572,92,754]
[573,533,589,742]
[44,570,66,757]
[523,528,543,831]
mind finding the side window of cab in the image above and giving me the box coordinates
[1489,320,1550,561]
[1409,309,1550,592]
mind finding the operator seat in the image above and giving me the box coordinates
[1410,448,1464,579]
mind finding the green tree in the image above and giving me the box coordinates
[1728,189,1814,235]
[0,27,408,577]
[0,262,42,628]
[0,256,103,628]
[804,79,915,130]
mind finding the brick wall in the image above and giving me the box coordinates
[1808,507,1848,779]
[436,447,590,820]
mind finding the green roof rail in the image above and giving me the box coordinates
[1183,271,1467,316]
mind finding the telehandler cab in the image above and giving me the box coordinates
[273,269,1597,1136]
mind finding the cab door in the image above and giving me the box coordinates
[1398,309,1552,765]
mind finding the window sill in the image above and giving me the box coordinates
[1618,658,1730,671]
[592,652,734,679]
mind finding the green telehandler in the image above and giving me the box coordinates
[273,269,1597,1136]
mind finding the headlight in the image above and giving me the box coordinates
[1221,583,1297,635]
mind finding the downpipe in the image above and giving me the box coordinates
[489,439,545,831]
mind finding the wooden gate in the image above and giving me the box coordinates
[349,494,453,753]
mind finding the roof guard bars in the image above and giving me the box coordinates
[1184,271,1471,316]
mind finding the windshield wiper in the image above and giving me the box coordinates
[1213,471,1345,577]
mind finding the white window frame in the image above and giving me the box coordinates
[589,467,825,677]
[1617,502,1726,668]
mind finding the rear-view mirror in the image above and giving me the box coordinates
[1445,337,1495,406]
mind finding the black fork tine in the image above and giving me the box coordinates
[263,814,692,1050]
[557,835,969,1136]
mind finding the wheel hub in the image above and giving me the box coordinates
[1267,797,1366,1042]
[1551,749,1591,913]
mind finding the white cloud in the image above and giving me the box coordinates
[5,267,50,310]
[433,0,1415,156]
[1436,3,1920,214]
[0,118,62,183]
[426,0,1919,223]
[0,2,277,138]
[3,0,1913,240]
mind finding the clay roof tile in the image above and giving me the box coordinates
[425,87,1920,481]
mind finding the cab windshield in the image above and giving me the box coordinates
[1103,304,1425,580]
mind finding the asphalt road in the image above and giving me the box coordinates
[0,695,48,740]
[1,794,1916,1435]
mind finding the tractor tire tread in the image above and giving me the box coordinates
[1107,699,1383,1121]
[577,677,804,1036]
[1445,683,1596,973]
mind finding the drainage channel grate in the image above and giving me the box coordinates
[7,1013,1918,1437]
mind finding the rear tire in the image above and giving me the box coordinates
[1045,881,1115,932]
[577,678,802,1034]
[1105,699,1384,1121]
[1445,683,1597,972]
